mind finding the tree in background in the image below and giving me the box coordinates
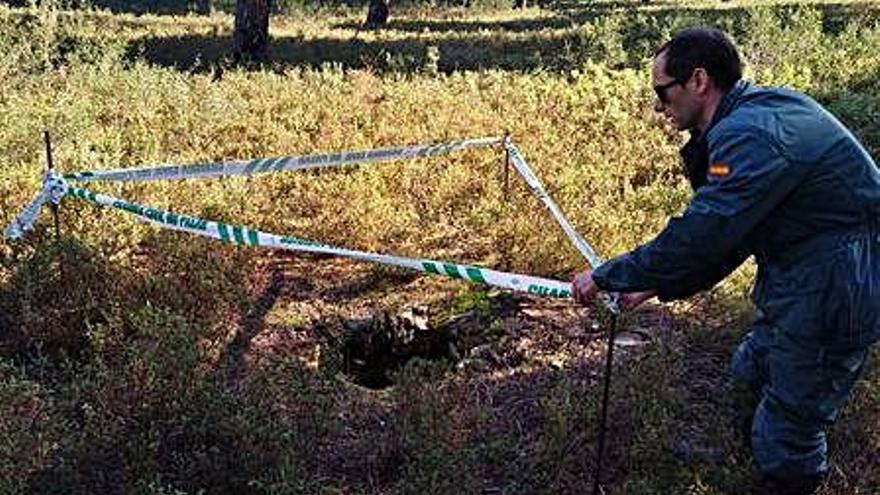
[365,0,389,26]
[195,0,213,14]
[234,0,271,62]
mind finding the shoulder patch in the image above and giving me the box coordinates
[708,162,731,177]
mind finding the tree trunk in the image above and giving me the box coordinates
[365,0,390,27]
[234,0,271,62]
[195,0,213,15]
[513,0,526,8]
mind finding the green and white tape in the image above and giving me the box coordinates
[64,137,504,183]
[4,136,620,301]
[65,185,573,299]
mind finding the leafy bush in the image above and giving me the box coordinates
[0,359,65,495]
[23,305,325,494]
[0,237,125,360]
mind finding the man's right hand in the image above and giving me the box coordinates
[572,270,657,310]
[572,270,600,306]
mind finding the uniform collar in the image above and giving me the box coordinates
[680,80,750,190]
[705,79,750,136]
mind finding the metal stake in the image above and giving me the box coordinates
[44,130,64,281]
[592,308,619,495]
[44,130,62,242]
[502,133,510,200]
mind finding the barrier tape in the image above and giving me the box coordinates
[10,137,503,238]
[65,185,573,299]
[3,137,616,301]
[4,190,48,240]
[504,140,618,312]
[504,140,603,269]
[64,137,504,183]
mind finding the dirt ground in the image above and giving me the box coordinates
[214,251,736,493]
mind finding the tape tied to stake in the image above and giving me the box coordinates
[46,169,69,204]
[3,169,68,240]
[4,136,613,302]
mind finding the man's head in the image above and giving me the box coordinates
[652,27,743,132]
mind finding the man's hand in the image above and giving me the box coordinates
[572,270,600,306]
[572,270,658,310]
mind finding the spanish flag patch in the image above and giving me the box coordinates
[708,162,731,177]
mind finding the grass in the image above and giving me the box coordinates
[0,0,879,493]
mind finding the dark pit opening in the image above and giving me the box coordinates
[316,293,522,390]
[337,306,456,389]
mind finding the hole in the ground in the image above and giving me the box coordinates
[337,305,456,389]
[316,293,523,390]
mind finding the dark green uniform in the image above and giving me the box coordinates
[593,80,880,483]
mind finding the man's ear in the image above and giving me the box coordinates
[691,67,712,96]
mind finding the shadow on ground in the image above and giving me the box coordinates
[126,2,880,75]
[129,30,619,74]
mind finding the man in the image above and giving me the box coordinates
[572,27,880,494]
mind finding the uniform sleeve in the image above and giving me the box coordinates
[592,125,802,301]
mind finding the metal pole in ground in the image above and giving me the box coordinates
[44,130,64,280]
[498,138,619,491]
[592,307,619,495]
[44,130,61,242]
[502,133,511,200]
[499,133,512,271]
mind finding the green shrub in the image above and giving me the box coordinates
[0,237,124,361]
[25,305,325,494]
[0,359,66,495]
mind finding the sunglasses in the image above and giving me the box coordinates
[653,78,686,104]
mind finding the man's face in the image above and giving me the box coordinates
[652,51,699,131]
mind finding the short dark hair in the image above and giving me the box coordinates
[656,27,743,91]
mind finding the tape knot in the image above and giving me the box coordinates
[3,169,69,240]
[45,169,69,204]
